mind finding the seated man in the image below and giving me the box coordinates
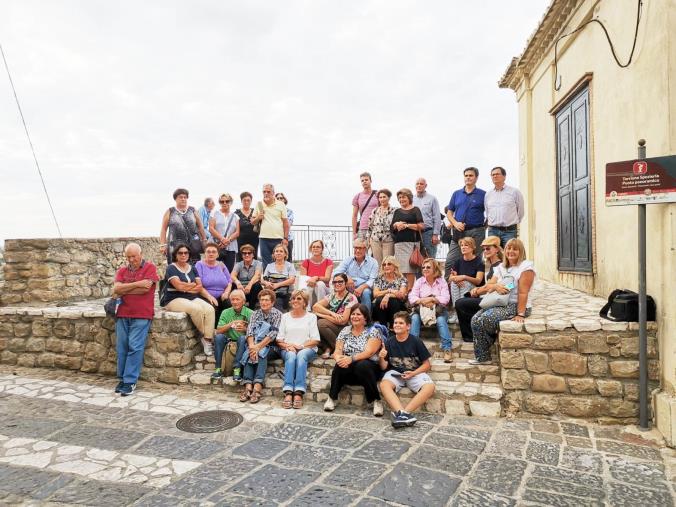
[378,311,435,428]
[212,289,253,382]
[333,238,378,314]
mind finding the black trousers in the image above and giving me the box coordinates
[243,282,263,309]
[329,359,382,403]
[371,297,406,327]
[455,296,482,342]
[218,250,237,273]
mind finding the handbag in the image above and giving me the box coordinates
[600,289,656,322]
[178,209,204,256]
[103,298,119,318]
[252,202,263,233]
[409,230,429,268]
[479,275,514,309]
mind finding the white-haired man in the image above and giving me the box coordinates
[111,243,159,396]
[252,183,289,269]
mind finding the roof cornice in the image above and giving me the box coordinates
[499,0,582,90]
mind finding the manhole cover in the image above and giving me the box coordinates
[176,410,243,433]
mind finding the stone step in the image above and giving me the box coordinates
[178,370,504,417]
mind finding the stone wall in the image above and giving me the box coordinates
[0,305,197,383]
[499,320,660,423]
[1,238,165,306]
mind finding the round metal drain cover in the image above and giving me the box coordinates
[176,410,243,433]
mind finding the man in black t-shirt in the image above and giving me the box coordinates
[378,312,435,428]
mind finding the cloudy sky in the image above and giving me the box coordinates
[1,0,548,241]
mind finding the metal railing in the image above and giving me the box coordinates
[291,224,448,262]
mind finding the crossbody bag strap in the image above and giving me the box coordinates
[359,191,377,219]
[178,208,197,237]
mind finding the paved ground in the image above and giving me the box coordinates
[0,366,675,506]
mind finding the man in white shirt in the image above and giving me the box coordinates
[484,167,525,247]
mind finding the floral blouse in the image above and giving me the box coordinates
[374,275,407,292]
[367,206,395,242]
[336,325,383,360]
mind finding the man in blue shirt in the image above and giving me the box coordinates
[198,197,215,241]
[445,167,486,277]
[333,238,378,314]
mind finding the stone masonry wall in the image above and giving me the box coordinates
[0,306,198,383]
[499,320,660,423]
[1,238,165,306]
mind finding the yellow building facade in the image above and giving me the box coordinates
[500,0,676,443]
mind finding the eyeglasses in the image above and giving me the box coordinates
[242,251,253,255]
[219,200,232,204]
[292,296,304,301]
[421,265,432,270]
[177,251,190,255]
[481,246,493,251]
[353,246,366,250]
[332,280,345,285]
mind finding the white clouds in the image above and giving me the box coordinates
[0,0,548,240]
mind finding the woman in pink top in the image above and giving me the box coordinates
[408,258,453,363]
[299,240,334,310]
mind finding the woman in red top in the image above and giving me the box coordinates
[299,240,334,310]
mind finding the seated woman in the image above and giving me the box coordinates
[408,258,453,363]
[313,273,358,359]
[277,290,320,409]
[231,244,263,308]
[161,244,215,356]
[261,244,296,311]
[448,237,485,301]
[371,256,407,329]
[239,289,283,403]
[195,242,233,325]
[455,236,503,342]
[299,240,334,310]
[323,304,384,417]
[471,238,535,365]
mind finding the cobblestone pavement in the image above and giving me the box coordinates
[0,367,675,506]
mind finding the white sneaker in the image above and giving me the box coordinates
[447,312,458,324]
[373,400,384,417]
[201,338,214,356]
[469,358,491,365]
[323,398,336,412]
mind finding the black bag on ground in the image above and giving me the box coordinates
[599,289,656,322]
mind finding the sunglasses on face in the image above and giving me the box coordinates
[219,200,232,204]
[422,265,432,270]
[242,251,253,255]
[482,246,493,251]
[332,280,345,285]
[177,251,190,255]
[292,296,304,301]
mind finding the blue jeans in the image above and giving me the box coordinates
[242,348,279,385]
[487,227,518,248]
[421,229,438,260]
[410,309,452,351]
[281,348,317,393]
[357,287,373,315]
[259,238,282,269]
[232,335,248,367]
[115,318,151,384]
[214,333,246,371]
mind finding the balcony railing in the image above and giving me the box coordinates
[291,224,449,262]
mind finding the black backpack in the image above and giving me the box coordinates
[599,289,656,322]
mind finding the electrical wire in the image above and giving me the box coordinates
[1,43,63,238]
[554,0,643,91]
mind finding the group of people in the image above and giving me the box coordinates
[110,168,534,428]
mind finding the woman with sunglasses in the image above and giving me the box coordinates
[209,193,240,273]
[299,240,334,310]
[161,243,216,356]
[408,258,453,363]
[261,244,296,311]
[277,290,320,409]
[231,244,263,308]
[313,273,358,359]
[454,236,503,342]
[371,256,407,328]
[324,304,385,417]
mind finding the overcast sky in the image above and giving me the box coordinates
[1,0,548,241]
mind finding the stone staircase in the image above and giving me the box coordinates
[179,327,504,417]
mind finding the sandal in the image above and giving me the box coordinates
[250,389,262,404]
[282,392,293,409]
[239,386,252,402]
[292,392,304,409]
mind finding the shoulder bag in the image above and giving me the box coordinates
[178,208,204,256]
[600,289,656,322]
[252,202,263,233]
[409,229,429,268]
[479,275,514,309]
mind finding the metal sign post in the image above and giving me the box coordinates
[637,140,648,430]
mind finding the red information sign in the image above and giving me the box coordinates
[606,155,676,206]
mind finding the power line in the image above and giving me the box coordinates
[1,43,63,238]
